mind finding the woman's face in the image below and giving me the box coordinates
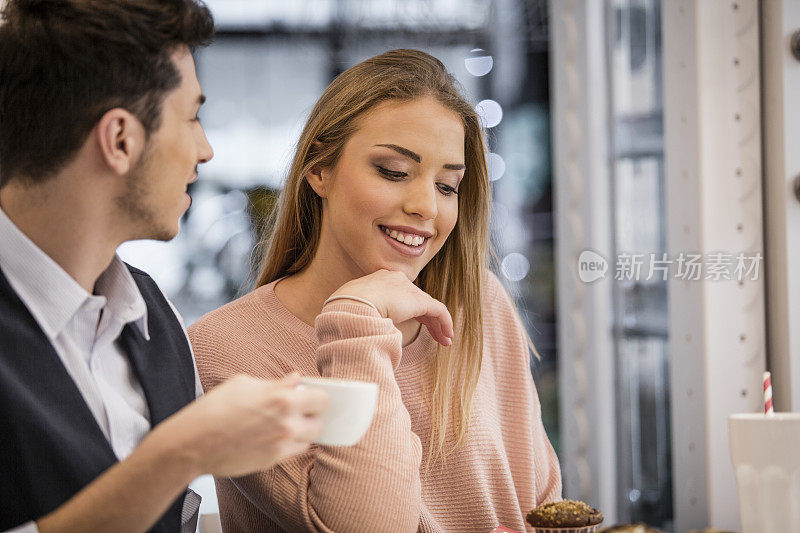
[315,96,465,282]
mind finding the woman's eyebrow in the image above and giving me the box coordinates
[374,144,465,170]
[375,143,420,163]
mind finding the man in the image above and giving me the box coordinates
[0,1,328,531]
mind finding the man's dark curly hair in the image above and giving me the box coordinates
[0,0,215,185]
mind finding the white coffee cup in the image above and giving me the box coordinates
[729,413,800,533]
[298,377,378,446]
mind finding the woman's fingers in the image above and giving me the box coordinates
[417,316,451,346]
[417,310,452,346]
[415,293,454,346]
[428,296,455,339]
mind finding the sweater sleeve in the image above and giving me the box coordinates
[233,300,423,532]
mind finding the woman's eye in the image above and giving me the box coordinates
[437,183,458,196]
[376,165,406,180]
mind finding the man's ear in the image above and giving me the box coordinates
[305,164,330,198]
[94,108,146,176]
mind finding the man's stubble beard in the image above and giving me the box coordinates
[115,143,176,242]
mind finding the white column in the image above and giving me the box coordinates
[662,1,766,532]
[550,0,617,522]
[762,0,800,413]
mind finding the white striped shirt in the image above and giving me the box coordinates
[0,206,203,532]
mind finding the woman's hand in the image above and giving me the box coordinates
[327,269,455,346]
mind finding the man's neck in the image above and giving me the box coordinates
[0,178,121,293]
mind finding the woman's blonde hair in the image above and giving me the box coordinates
[255,49,491,464]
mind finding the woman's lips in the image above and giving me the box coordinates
[379,226,429,257]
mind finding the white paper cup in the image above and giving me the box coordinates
[729,413,800,533]
[298,377,378,446]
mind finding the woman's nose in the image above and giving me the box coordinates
[402,178,438,220]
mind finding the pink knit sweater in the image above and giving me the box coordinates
[188,273,561,532]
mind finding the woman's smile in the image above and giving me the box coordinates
[378,224,431,257]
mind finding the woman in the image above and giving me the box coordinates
[189,49,561,532]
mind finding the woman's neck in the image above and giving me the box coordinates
[273,260,342,327]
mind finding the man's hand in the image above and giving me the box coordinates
[328,269,455,346]
[35,375,328,533]
[152,374,329,478]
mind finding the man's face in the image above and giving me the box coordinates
[118,47,213,241]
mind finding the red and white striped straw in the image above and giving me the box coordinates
[763,371,774,415]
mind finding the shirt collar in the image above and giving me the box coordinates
[95,256,150,340]
[0,206,149,341]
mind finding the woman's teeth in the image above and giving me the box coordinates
[382,226,426,247]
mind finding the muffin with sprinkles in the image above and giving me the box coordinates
[526,500,604,532]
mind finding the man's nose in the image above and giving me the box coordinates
[197,126,214,164]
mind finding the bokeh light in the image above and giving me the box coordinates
[475,99,503,128]
[501,252,530,282]
[488,152,506,181]
[465,48,493,76]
